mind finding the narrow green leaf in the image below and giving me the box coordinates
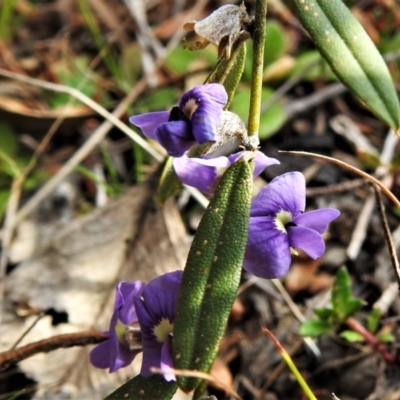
[0,122,18,157]
[293,0,400,130]
[331,267,365,321]
[314,307,334,321]
[339,330,364,343]
[173,154,254,392]
[230,87,286,139]
[157,156,183,204]
[205,40,247,108]
[299,319,332,337]
[104,374,177,400]
[377,332,395,343]
[367,308,381,333]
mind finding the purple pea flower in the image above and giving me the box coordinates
[173,151,280,195]
[129,84,228,157]
[90,281,144,372]
[244,172,340,279]
[133,271,182,380]
[90,271,183,381]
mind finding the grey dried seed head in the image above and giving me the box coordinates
[206,111,259,156]
[183,3,251,59]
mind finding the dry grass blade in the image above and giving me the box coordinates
[373,185,400,288]
[279,150,400,209]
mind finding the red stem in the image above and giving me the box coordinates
[346,317,396,364]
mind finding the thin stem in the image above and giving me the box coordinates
[372,185,400,287]
[262,328,318,400]
[279,150,400,209]
[346,317,396,364]
[247,0,267,137]
[0,331,107,370]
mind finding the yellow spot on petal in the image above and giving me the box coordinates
[153,318,173,343]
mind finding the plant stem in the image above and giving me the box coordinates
[247,0,267,137]
[263,328,318,400]
[346,317,396,364]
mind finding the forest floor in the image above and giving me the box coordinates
[0,1,400,399]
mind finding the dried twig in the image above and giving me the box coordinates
[373,185,400,288]
[0,331,107,371]
[279,150,400,208]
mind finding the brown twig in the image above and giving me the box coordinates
[346,317,396,364]
[0,331,107,371]
[305,178,367,197]
[279,151,400,209]
[372,184,400,288]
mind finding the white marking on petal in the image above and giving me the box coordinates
[182,98,199,119]
[274,209,293,234]
[153,318,174,343]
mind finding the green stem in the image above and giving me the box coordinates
[247,0,267,137]
[263,328,317,400]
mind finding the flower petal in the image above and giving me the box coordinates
[251,172,306,217]
[89,339,112,369]
[89,332,139,373]
[133,271,183,376]
[155,121,194,157]
[288,225,325,259]
[180,84,227,143]
[138,271,182,325]
[116,281,145,325]
[253,152,280,177]
[129,111,170,139]
[293,208,340,234]
[160,341,175,381]
[173,156,220,195]
[244,216,292,279]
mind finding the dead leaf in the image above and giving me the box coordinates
[2,180,190,399]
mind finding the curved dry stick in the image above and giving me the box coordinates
[373,185,400,288]
[279,150,400,209]
[0,331,107,371]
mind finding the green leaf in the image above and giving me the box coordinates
[133,88,180,113]
[0,122,17,157]
[166,46,217,75]
[206,41,247,108]
[290,50,336,81]
[230,88,286,139]
[173,154,254,392]
[367,308,380,333]
[0,190,9,219]
[243,22,290,82]
[331,267,365,321]
[157,156,183,204]
[263,21,290,67]
[293,0,400,130]
[377,332,395,343]
[339,330,364,343]
[314,307,334,321]
[104,374,178,400]
[300,319,332,337]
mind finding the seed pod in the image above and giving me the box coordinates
[183,3,252,59]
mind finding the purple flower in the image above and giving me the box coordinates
[173,151,280,195]
[133,271,182,380]
[90,281,144,372]
[129,84,227,157]
[90,271,183,381]
[244,172,340,279]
